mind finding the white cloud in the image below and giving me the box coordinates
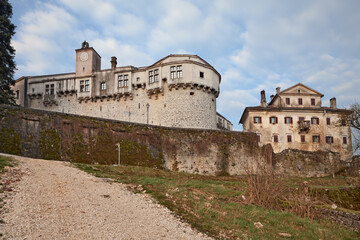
[231,48,251,68]
[12,3,77,75]
[91,38,153,68]
[60,0,116,23]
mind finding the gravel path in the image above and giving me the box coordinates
[0,154,212,240]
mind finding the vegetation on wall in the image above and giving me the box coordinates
[39,128,61,160]
[0,127,21,155]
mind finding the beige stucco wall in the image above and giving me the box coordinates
[243,109,352,159]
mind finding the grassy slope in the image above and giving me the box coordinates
[74,163,360,240]
[0,155,14,172]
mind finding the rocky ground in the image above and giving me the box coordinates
[0,154,212,240]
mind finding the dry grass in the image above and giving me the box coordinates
[74,162,360,239]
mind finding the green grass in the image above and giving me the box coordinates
[74,163,360,240]
[0,155,15,173]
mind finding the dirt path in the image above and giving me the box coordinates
[0,154,212,240]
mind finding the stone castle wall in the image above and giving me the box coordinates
[14,53,224,130]
[27,81,217,129]
[0,106,346,177]
[0,105,258,175]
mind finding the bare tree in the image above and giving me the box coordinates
[350,102,360,153]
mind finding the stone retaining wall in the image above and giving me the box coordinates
[0,105,350,177]
[0,105,263,176]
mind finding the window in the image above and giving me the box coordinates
[311,117,319,125]
[177,65,182,78]
[287,135,292,142]
[154,69,159,82]
[326,136,334,144]
[299,117,305,122]
[200,71,204,78]
[311,98,315,105]
[118,75,123,87]
[170,66,176,79]
[100,82,106,90]
[257,134,261,143]
[273,135,278,143]
[298,98,303,105]
[284,117,293,124]
[301,135,305,143]
[124,74,129,87]
[253,116,262,124]
[170,65,182,79]
[149,69,159,83]
[15,90,19,99]
[313,135,320,143]
[269,116,278,124]
[149,70,154,83]
[136,77,140,82]
[326,117,331,125]
[286,98,290,105]
[297,89,301,93]
[343,136,347,145]
[45,84,54,95]
[80,80,90,92]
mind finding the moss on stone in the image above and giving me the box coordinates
[0,128,21,155]
[69,133,90,163]
[39,128,61,160]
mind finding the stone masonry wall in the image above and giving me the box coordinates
[27,81,217,130]
[0,105,260,176]
[0,105,348,177]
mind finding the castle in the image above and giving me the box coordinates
[239,83,353,159]
[12,41,232,130]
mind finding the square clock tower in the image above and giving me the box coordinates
[75,41,101,78]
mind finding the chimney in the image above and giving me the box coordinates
[330,97,337,109]
[276,87,280,94]
[260,90,266,107]
[111,56,117,69]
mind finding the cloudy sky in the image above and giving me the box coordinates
[9,0,360,130]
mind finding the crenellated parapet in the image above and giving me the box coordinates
[168,82,218,97]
